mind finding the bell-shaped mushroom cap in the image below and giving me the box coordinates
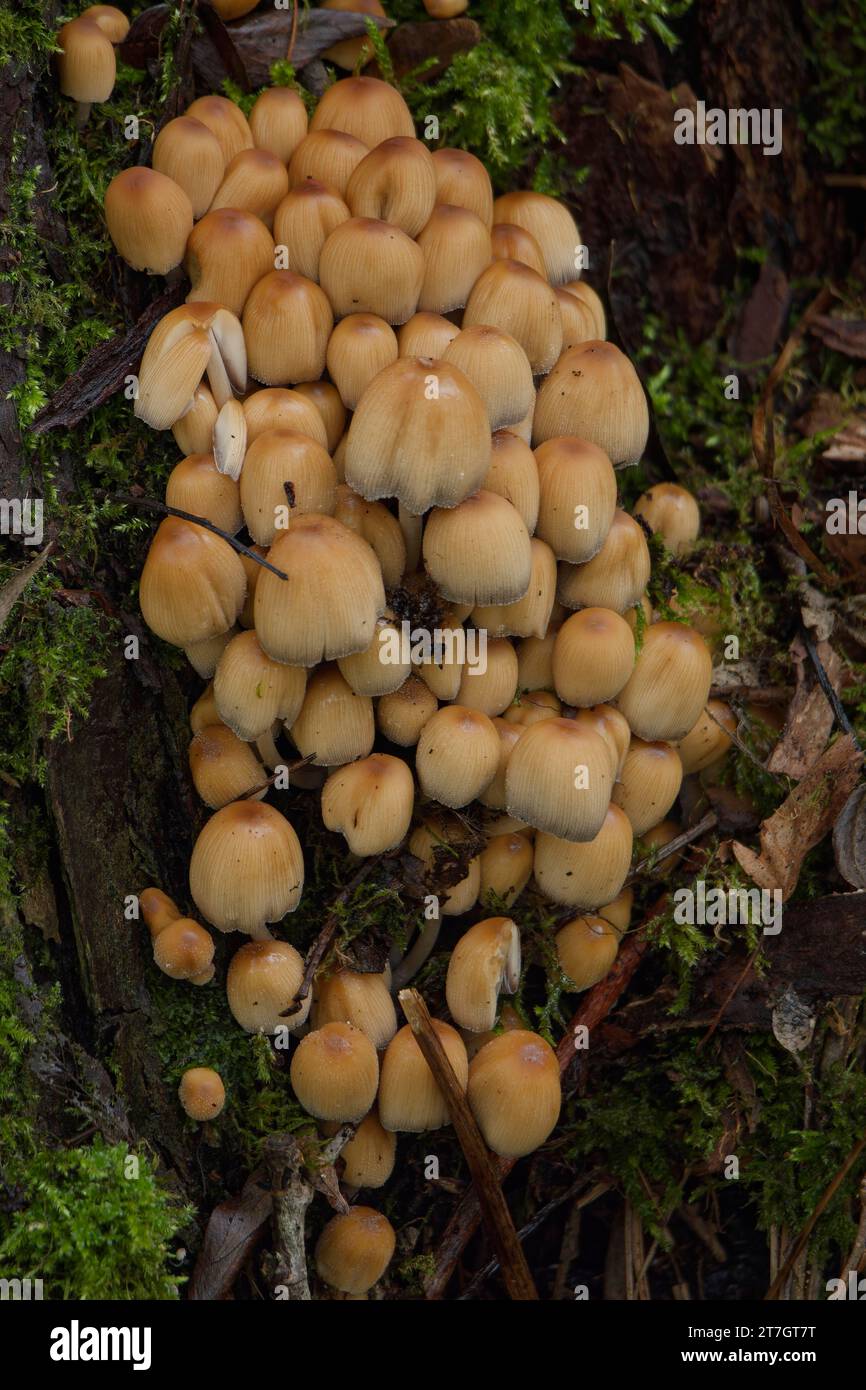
[140,886,182,936]
[443,326,533,433]
[254,514,385,666]
[243,387,328,447]
[135,302,246,430]
[290,1020,379,1121]
[455,637,518,718]
[676,699,736,775]
[416,705,500,809]
[273,180,351,283]
[472,537,557,640]
[337,1109,396,1190]
[467,1030,561,1158]
[239,428,336,545]
[552,608,635,707]
[616,621,713,742]
[326,314,398,412]
[81,5,131,41]
[152,917,215,981]
[320,0,386,68]
[311,75,415,145]
[478,718,525,811]
[515,632,556,692]
[57,17,116,105]
[345,357,490,514]
[505,717,613,842]
[189,800,304,935]
[398,311,460,359]
[210,148,289,229]
[376,674,438,748]
[463,259,562,375]
[534,805,632,911]
[423,491,532,607]
[378,1021,469,1132]
[227,938,310,1033]
[104,167,193,275]
[563,280,607,339]
[599,887,633,935]
[556,914,620,990]
[534,341,649,464]
[416,204,492,315]
[571,704,632,780]
[491,221,546,276]
[313,968,398,1050]
[172,382,219,456]
[249,85,308,164]
[294,381,346,454]
[492,191,581,285]
[431,147,493,227]
[214,629,306,741]
[178,1067,225,1121]
[315,1205,396,1295]
[534,435,618,564]
[185,93,254,165]
[484,430,540,534]
[345,136,436,237]
[557,509,651,615]
[408,811,481,916]
[140,517,246,648]
[185,208,275,318]
[445,916,521,1033]
[611,738,683,836]
[502,689,561,728]
[166,452,242,536]
[189,684,223,734]
[243,270,333,387]
[321,753,414,856]
[320,217,424,324]
[184,628,236,681]
[338,619,410,697]
[188,724,266,808]
[634,482,701,557]
[152,116,225,220]
[288,129,369,197]
[332,485,407,591]
[557,286,600,351]
[290,663,375,765]
[479,831,534,908]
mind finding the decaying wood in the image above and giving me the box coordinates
[262,1129,352,1302]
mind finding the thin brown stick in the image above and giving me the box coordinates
[627,811,717,883]
[111,494,289,578]
[765,1130,866,1300]
[235,753,317,802]
[802,627,861,750]
[399,987,539,1301]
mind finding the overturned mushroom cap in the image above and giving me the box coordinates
[534,341,649,464]
[139,516,246,648]
[321,753,414,856]
[135,302,246,431]
[315,1205,396,1295]
[445,916,521,1033]
[189,800,304,936]
[105,166,193,275]
[378,1020,469,1133]
[227,938,310,1033]
[290,1020,379,1122]
[467,1030,560,1158]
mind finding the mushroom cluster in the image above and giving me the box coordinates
[123,71,733,1298]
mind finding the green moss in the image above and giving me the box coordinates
[802,1,866,166]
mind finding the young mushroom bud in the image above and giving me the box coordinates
[294,381,346,454]
[408,813,481,915]
[557,287,601,350]
[185,208,275,318]
[558,509,651,615]
[345,357,490,513]
[188,724,265,808]
[152,117,225,220]
[185,94,253,165]
[165,453,242,535]
[446,916,521,1032]
[320,218,424,324]
[140,886,182,937]
[455,637,518,718]
[492,191,581,285]
[534,804,632,910]
[611,738,683,836]
[243,387,328,447]
[57,17,117,125]
[189,800,304,935]
[326,314,398,411]
[273,180,351,283]
[310,75,415,145]
[431,147,493,226]
[214,629,306,741]
[255,515,385,665]
[616,622,713,742]
[173,382,219,456]
[415,205,492,314]
[313,968,397,1050]
[443,326,533,432]
[104,167,193,274]
[563,280,606,339]
[600,887,633,935]
[478,719,525,810]
[472,537,557,639]
[479,832,534,908]
[321,753,414,856]
[249,85,308,163]
[484,430,540,533]
[515,632,557,692]
[189,684,223,734]
[290,1021,379,1121]
[210,149,290,230]
[289,130,369,197]
[398,311,460,359]
[184,628,236,681]
[534,435,617,563]
[503,690,561,727]
[346,137,436,236]
[572,704,632,779]
[226,938,310,1033]
[315,1206,396,1296]
[152,916,215,984]
[533,342,649,464]
[243,270,333,386]
[239,429,337,545]
[332,486,407,590]
[490,221,546,276]
[178,1067,225,1121]
[423,491,532,607]
[467,1031,560,1158]
[139,517,246,648]
[505,717,612,842]
[416,705,501,808]
[552,608,635,707]
[676,700,736,774]
[379,1021,469,1132]
[463,259,562,375]
[290,664,375,765]
[634,482,701,557]
[336,1109,396,1190]
[376,675,438,747]
[555,914,620,990]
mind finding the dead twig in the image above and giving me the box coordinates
[801,627,861,751]
[110,494,288,578]
[765,1129,866,1300]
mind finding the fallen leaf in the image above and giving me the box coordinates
[767,634,841,777]
[733,734,863,898]
[188,1168,272,1301]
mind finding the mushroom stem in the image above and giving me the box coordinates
[390,914,441,991]
[74,100,92,129]
[398,502,423,572]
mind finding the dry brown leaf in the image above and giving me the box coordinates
[188,1169,272,1301]
[767,635,841,777]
